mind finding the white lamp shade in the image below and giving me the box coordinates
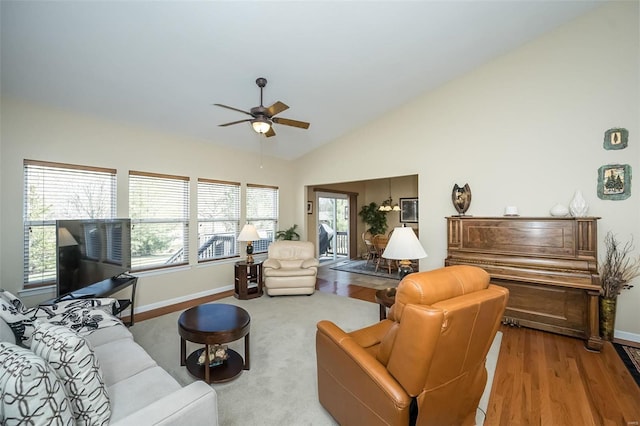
[238,224,261,242]
[58,227,79,247]
[382,227,427,260]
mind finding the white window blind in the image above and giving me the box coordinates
[197,178,241,262]
[129,171,190,270]
[246,184,278,253]
[23,160,116,286]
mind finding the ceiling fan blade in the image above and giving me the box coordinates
[219,119,252,127]
[265,101,289,117]
[272,117,310,129]
[265,127,276,138]
[213,103,254,117]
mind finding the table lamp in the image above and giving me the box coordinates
[238,224,261,263]
[382,225,427,278]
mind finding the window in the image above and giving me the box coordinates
[23,160,116,286]
[129,171,189,271]
[197,179,240,262]
[246,184,278,253]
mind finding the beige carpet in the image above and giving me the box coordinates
[130,292,501,425]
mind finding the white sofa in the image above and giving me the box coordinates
[0,298,218,425]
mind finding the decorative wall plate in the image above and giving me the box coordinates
[597,164,631,200]
[603,128,628,150]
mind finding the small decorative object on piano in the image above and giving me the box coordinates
[569,190,589,217]
[549,204,569,217]
[504,206,519,216]
[197,344,230,367]
[451,183,471,216]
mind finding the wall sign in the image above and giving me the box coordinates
[603,128,628,150]
[597,164,631,200]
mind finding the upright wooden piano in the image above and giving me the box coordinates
[445,216,603,351]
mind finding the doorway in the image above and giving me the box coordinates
[316,192,349,264]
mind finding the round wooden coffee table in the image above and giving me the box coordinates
[375,287,396,320]
[178,303,250,384]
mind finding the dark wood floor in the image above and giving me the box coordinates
[316,265,640,426]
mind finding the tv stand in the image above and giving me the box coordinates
[46,275,138,326]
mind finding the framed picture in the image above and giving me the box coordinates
[597,164,632,200]
[603,128,628,150]
[400,198,418,223]
[307,201,313,214]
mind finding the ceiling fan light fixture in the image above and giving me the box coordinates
[251,117,271,134]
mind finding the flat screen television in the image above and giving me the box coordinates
[56,218,132,297]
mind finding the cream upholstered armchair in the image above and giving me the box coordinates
[316,265,509,426]
[263,241,319,296]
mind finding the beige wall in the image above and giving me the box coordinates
[0,99,297,309]
[295,2,640,339]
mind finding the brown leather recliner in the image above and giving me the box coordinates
[316,265,509,426]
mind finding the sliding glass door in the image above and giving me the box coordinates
[316,192,349,264]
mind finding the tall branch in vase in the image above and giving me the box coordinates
[599,231,640,340]
[600,232,640,299]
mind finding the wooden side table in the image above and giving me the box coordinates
[375,287,396,320]
[234,260,263,300]
[178,303,250,384]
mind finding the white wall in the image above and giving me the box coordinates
[0,99,297,309]
[295,2,640,339]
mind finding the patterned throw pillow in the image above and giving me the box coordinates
[31,322,111,426]
[35,299,123,336]
[0,290,121,347]
[0,290,36,346]
[0,341,74,426]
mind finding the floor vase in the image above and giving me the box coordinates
[599,297,617,341]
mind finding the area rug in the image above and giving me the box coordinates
[130,292,501,425]
[330,259,402,281]
[614,343,640,387]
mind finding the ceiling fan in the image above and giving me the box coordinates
[214,77,310,138]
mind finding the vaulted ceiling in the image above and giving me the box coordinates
[1,1,602,159]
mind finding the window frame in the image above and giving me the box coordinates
[23,160,117,288]
[128,170,190,272]
[197,178,241,263]
[245,183,279,254]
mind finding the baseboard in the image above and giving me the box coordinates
[117,285,233,320]
[614,330,640,344]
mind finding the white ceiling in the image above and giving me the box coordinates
[1,1,603,160]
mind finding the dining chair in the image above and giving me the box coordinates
[362,232,378,266]
[372,234,394,274]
